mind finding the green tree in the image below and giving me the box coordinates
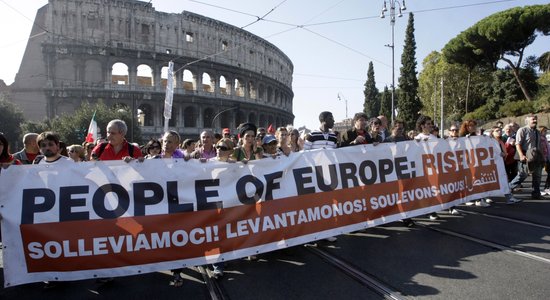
[419,51,491,124]
[442,4,550,101]
[379,85,391,122]
[363,61,380,118]
[538,51,550,72]
[397,12,421,130]
[23,102,143,146]
[0,96,25,152]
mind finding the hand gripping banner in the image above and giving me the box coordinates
[0,136,509,286]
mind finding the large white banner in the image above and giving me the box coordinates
[0,136,509,286]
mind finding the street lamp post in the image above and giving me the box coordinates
[380,0,406,125]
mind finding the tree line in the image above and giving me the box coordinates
[362,4,550,129]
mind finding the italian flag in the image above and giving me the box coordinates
[85,111,98,143]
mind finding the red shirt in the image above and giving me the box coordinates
[92,141,142,161]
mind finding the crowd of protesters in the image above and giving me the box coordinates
[0,111,547,286]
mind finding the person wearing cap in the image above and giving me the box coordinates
[262,134,280,158]
[222,128,231,139]
[232,123,263,162]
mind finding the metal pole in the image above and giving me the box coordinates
[391,22,395,125]
[440,77,444,137]
[381,0,405,125]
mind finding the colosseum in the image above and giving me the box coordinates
[10,0,294,140]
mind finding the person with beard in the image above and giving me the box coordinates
[32,131,72,289]
[34,132,72,165]
[510,114,543,200]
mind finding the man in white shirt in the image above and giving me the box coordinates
[35,132,72,165]
[415,115,438,141]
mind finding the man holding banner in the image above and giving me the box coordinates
[304,111,339,242]
[91,119,141,162]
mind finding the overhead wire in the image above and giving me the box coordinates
[240,0,288,29]
[300,27,391,68]
[0,0,50,34]
[302,0,517,27]
[4,0,521,85]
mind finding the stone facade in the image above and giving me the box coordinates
[10,0,294,140]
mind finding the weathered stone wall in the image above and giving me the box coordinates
[11,0,294,140]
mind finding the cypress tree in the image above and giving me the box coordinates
[398,13,421,130]
[378,85,391,122]
[363,61,380,118]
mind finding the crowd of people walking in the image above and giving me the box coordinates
[0,111,546,287]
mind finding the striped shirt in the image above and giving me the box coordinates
[304,130,338,150]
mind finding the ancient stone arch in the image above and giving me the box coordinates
[12,0,294,140]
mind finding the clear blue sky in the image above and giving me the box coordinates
[1,0,548,129]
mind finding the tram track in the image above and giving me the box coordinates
[304,244,406,300]
[196,266,229,300]
[457,208,550,230]
[415,221,550,265]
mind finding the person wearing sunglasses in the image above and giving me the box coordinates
[67,144,85,162]
[144,139,162,159]
[215,138,235,162]
[447,124,460,139]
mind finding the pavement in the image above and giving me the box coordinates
[2,178,550,299]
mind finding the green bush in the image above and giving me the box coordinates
[463,104,494,122]
[534,88,550,111]
[496,100,535,118]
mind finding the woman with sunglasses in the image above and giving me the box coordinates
[144,139,162,159]
[67,144,86,162]
[215,138,236,162]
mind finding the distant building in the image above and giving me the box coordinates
[10,0,294,139]
[333,118,352,134]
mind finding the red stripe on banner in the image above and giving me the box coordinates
[21,164,499,273]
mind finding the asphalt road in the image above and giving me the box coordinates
[2,178,550,300]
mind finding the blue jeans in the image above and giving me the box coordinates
[509,161,542,196]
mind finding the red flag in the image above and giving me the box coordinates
[267,124,275,134]
[85,111,97,143]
